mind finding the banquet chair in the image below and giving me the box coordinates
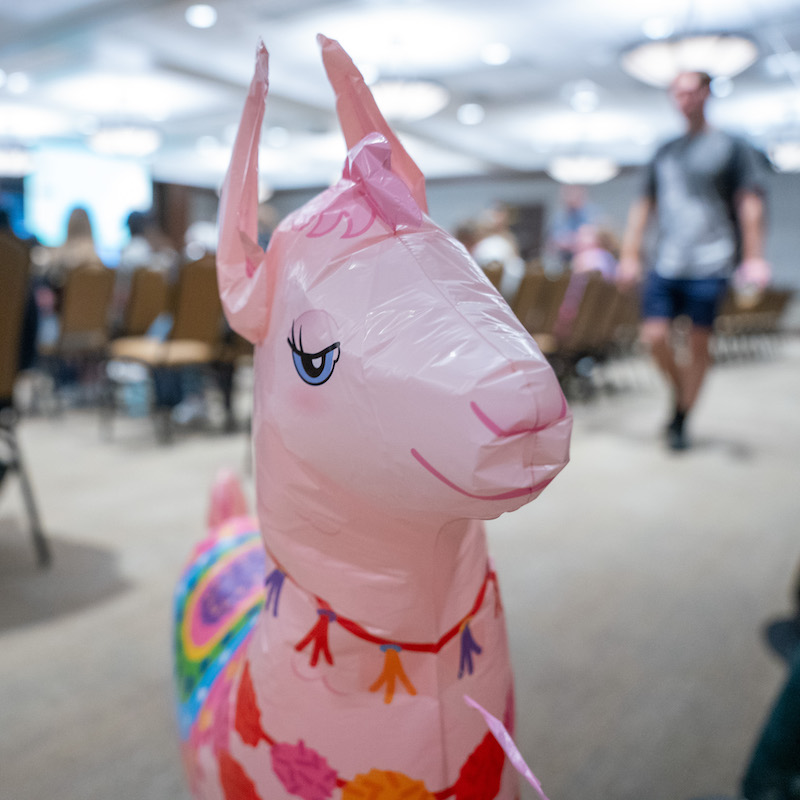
[121,267,170,337]
[0,235,50,566]
[103,255,224,441]
[38,262,115,410]
[481,261,504,290]
[50,263,115,356]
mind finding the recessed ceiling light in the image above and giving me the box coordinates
[457,103,485,125]
[370,79,449,122]
[480,43,510,66]
[769,142,800,172]
[185,4,217,29]
[710,76,734,97]
[565,80,600,113]
[642,18,675,41]
[7,72,30,95]
[546,156,619,185]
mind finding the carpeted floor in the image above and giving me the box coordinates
[1,340,798,800]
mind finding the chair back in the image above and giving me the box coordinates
[59,263,114,352]
[170,255,223,346]
[557,271,617,354]
[481,261,504,290]
[513,271,570,336]
[0,235,29,401]
[123,267,170,336]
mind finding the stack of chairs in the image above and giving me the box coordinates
[512,268,642,397]
[714,286,794,359]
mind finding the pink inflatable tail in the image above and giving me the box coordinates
[207,470,250,530]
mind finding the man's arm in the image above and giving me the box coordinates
[735,189,770,288]
[617,196,653,285]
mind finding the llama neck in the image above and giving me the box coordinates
[257,486,489,642]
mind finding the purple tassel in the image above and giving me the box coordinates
[264,568,285,617]
[458,622,482,679]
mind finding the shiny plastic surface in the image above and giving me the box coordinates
[178,35,572,800]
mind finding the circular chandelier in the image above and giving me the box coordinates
[621,34,759,87]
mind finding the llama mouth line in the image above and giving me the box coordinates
[410,449,552,501]
[471,394,568,438]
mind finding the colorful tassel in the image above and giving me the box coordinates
[369,644,417,704]
[295,609,336,667]
[458,621,482,679]
[264,568,286,617]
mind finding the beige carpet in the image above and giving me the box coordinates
[1,341,798,800]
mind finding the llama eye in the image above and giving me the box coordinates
[288,327,340,386]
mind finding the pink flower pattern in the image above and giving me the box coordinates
[271,740,338,800]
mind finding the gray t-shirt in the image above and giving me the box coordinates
[644,129,764,279]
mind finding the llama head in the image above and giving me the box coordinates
[218,38,571,529]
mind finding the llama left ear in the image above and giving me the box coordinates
[318,33,428,214]
[217,40,277,344]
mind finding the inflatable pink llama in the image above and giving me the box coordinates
[173,36,571,800]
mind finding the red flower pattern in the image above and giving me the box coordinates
[452,732,505,800]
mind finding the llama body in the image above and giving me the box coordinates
[174,37,571,800]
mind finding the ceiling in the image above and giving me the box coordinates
[1,0,800,191]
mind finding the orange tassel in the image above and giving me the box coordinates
[369,645,416,704]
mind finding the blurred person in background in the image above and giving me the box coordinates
[33,206,103,296]
[618,70,769,451]
[547,184,599,271]
[572,223,619,280]
[471,203,525,303]
[112,210,178,333]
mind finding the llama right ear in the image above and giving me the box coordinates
[216,40,276,344]
[318,34,428,214]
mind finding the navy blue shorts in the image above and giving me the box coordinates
[641,273,729,327]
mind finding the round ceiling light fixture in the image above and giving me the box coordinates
[89,125,162,157]
[370,79,449,122]
[480,42,511,66]
[768,141,800,172]
[457,103,485,125]
[185,4,217,29]
[621,34,758,87]
[546,156,620,185]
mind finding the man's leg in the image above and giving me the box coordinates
[679,325,713,414]
[670,278,728,447]
[641,317,682,398]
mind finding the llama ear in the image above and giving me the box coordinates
[216,39,276,344]
[318,33,428,214]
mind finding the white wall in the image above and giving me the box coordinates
[272,168,800,290]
